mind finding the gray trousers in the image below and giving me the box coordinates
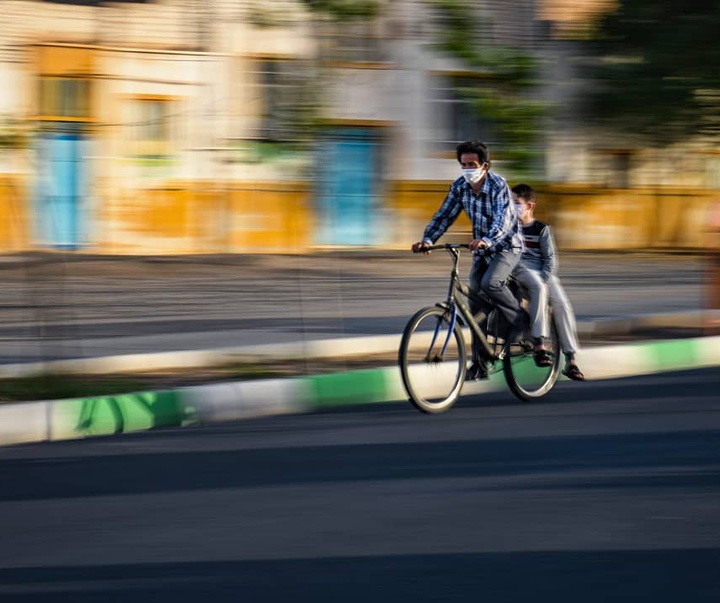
[469,248,522,326]
[512,265,579,355]
[512,263,548,341]
[547,275,579,355]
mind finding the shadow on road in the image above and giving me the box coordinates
[2,548,719,602]
[2,429,719,502]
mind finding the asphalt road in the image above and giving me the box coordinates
[1,367,719,601]
[0,251,709,363]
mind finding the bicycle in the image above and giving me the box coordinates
[398,243,561,413]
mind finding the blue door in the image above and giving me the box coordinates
[316,128,380,246]
[35,128,89,249]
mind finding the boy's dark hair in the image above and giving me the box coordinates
[511,183,536,203]
[456,140,490,164]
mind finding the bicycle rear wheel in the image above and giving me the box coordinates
[503,317,561,401]
[399,306,467,414]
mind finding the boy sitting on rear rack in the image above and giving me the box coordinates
[511,184,585,381]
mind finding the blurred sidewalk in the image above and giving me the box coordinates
[0,250,714,375]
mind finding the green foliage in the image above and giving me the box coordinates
[302,0,381,20]
[580,0,720,146]
[466,87,546,174]
[425,0,546,175]
[249,0,381,27]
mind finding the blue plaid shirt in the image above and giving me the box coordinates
[422,171,523,254]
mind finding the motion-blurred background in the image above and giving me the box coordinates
[2,8,720,595]
[1,0,718,254]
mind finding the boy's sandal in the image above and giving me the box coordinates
[533,349,554,368]
[562,364,585,381]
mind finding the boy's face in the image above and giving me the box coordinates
[513,195,534,222]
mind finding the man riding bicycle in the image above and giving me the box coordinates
[412,140,525,380]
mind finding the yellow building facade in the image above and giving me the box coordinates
[0,1,717,255]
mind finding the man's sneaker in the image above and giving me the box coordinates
[467,361,489,381]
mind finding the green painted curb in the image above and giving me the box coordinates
[51,390,196,440]
[306,369,391,408]
[647,338,701,372]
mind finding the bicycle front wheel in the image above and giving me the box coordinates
[503,317,561,401]
[399,306,467,414]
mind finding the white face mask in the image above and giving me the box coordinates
[462,167,486,185]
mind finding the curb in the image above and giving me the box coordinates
[0,309,718,380]
[2,334,720,448]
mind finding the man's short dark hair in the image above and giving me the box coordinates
[456,140,490,164]
[511,183,536,203]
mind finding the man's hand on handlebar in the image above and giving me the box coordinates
[412,241,432,254]
[469,239,489,252]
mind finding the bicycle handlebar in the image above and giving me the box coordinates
[414,242,491,260]
[425,243,470,251]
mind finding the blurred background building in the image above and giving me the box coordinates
[0,0,717,254]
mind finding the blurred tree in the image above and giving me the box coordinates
[302,0,381,20]
[248,0,380,27]
[425,0,547,176]
[581,0,720,146]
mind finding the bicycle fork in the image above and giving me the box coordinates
[425,305,459,363]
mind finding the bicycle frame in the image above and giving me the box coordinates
[436,244,501,361]
[401,243,562,411]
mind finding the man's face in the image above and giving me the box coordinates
[459,153,487,170]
